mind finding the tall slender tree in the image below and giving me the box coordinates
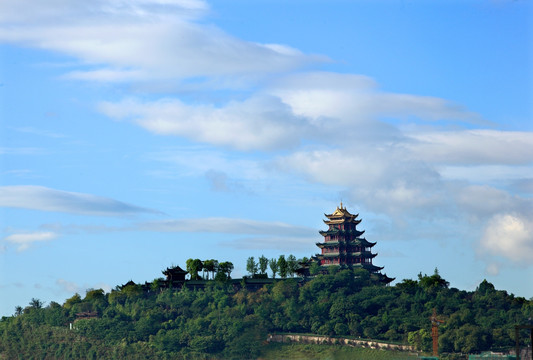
[258,255,268,275]
[287,254,298,277]
[269,258,279,279]
[246,256,258,276]
[278,255,288,278]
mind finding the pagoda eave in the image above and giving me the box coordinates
[323,218,362,225]
[319,229,365,237]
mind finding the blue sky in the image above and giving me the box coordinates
[1,0,532,316]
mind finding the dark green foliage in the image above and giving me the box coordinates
[258,255,269,275]
[1,272,531,359]
[286,255,298,277]
[246,256,258,276]
[186,258,203,280]
[278,255,288,278]
[269,258,279,278]
[217,261,234,279]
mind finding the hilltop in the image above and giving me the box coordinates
[0,266,531,359]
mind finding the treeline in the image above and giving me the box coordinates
[184,254,302,280]
[0,268,531,359]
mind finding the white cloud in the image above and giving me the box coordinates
[56,279,112,295]
[100,96,311,151]
[0,0,323,85]
[485,262,501,276]
[56,279,80,294]
[4,231,57,251]
[406,130,533,165]
[455,185,528,219]
[0,185,158,216]
[0,147,47,155]
[439,165,533,184]
[13,127,66,138]
[268,71,483,125]
[220,236,317,252]
[275,147,445,217]
[205,170,246,193]
[480,213,533,265]
[97,71,492,152]
[138,217,316,237]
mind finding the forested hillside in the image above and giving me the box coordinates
[1,268,531,359]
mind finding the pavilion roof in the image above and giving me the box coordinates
[162,265,188,276]
[323,202,362,225]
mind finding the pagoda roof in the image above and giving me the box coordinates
[162,265,188,276]
[323,202,363,225]
[315,251,377,259]
[323,218,361,225]
[370,272,395,284]
[316,238,376,247]
[316,253,340,258]
[319,229,365,237]
[353,263,384,272]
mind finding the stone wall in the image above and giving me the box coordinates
[267,333,416,352]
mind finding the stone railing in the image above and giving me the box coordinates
[267,333,415,352]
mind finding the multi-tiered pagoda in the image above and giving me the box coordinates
[310,203,394,284]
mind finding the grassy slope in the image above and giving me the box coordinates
[259,343,418,360]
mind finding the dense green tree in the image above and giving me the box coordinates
[29,298,44,309]
[246,256,258,276]
[84,288,105,301]
[218,261,234,279]
[287,254,298,277]
[418,268,449,290]
[2,265,531,359]
[309,261,320,275]
[186,258,203,280]
[269,258,279,278]
[64,293,82,309]
[278,255,288,278]
[258,255,268,275]
[203,259,218,280]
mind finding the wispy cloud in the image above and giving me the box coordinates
[0,147,47,155]
[13,126,66,138]
[268,71,484,125]
[98,71,489,152]
[0,0,324,86]
[405,130,533,166]
[137,217,316,237]
[56,278,112,295]
[219,236,316,252]
[99,96,310,151]
[0,185,159,216]
[4,217,317,251]
[4,231,58,251]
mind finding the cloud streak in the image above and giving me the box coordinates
[4,231,58,251]
[137,217,316,237]
[0,0,324,85]
[100,96,310,151]
[0,186,158,216]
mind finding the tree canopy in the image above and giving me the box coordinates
[1,267,530,360]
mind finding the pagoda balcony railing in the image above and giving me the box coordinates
[319,229,365,236]
[318,238,376,246]
[320,252,340,257]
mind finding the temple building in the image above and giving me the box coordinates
[162,265,188,288]
[307,203,394,284]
